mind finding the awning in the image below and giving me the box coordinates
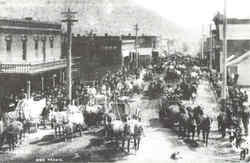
[226,55,235,63]
[227,51,250,66]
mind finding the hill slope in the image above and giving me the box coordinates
[0,0,199,53]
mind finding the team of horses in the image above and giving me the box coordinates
[0,116,24,151]
[158,59,213,146]
[104,114,144,153]
[0,97,145,152]
[160,103,212,146]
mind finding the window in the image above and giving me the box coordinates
[41,36,46,62]
[21,35,27,60]
[5,35,12,52]
[22,41,27,60]
[6,40,11,51]
[35,41,39,50]
[49,36,54,48]
[33,35,39,50]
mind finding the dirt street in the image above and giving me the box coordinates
[0,79,246,162]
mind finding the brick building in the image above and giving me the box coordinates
[72,34,122,81]
[72,33,159,82]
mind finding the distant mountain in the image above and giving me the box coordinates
[0,0,199,53]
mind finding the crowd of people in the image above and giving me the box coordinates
[208,69,250,159]
[0,65,142,117]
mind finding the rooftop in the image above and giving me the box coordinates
[0,17,61,30]
[213,13,250,25]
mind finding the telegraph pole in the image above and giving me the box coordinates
[62,8,78,103]
[222,0,227,99]
[201,25,204,63]
[209,24,213,70]
[134,24,139,68]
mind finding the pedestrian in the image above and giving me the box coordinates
[240,147,249,160]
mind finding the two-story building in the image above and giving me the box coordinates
[213,13,250,72]
[72,34,122,82]
[0,17,69,100]
[121,34,159,68]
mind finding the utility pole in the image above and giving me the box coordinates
[222,0,227,99]
[134,24,139,68]
[201,25,204,63]
[209,24,213,70]
[62,8,78,103]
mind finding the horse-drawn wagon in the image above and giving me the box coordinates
[159,96,183,128]
[103,96,144,152]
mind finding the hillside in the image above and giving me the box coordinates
[0,0,199,53]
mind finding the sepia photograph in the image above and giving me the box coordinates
[0,0,250,162]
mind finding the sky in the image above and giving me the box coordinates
[133,0,250,34]
[1,0,250,35]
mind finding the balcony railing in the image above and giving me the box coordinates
[0,57,81,74]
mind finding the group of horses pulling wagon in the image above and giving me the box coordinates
[104,115,144,153]
[159,100,212,146]
[158,60,212,146]
[0,98,90,151]
[0,92,144,153]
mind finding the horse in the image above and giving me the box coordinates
[67,106,87,136]
[41,105,53,129]
[49,111,68,138]
[128,117,144,151]
[84,105,105,126]
[199,115,212,146]
[0,114,24,151]
[177,109,196,140]
[160,104,181,127]
[193,106,204,137]
[15,98,46,133]
[49,106,87,139]
[63,122,74,142]
[106,120,132,152]
[240,104,250,136]
[217,111,239,138]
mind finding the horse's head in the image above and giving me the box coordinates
[134,123,143,137]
